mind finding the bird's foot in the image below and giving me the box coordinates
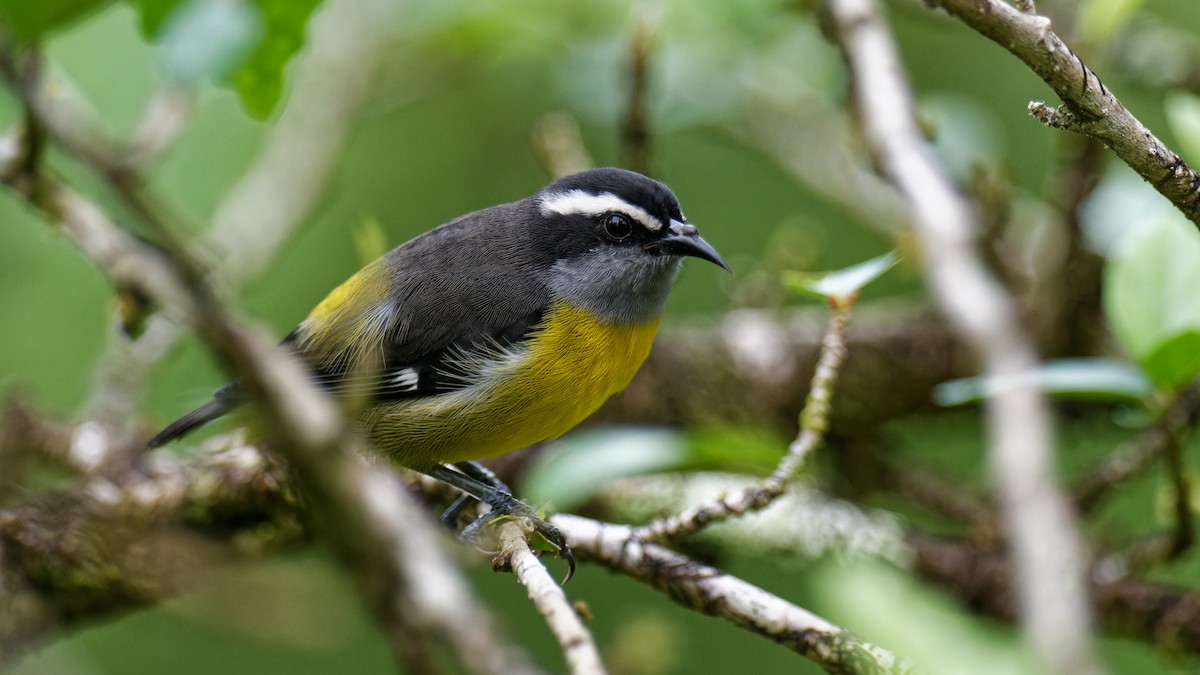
[425,463,575,582]
[461,493,575,583]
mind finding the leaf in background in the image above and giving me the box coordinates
[1141,331,1200,392]
[1165,90,1200,170]
[782,250,899,306]
[1079,165,1171,256]
[127,0,178,35]
[1077,0,1148,45]
[933,358,1153,407]
[132,0,321,118]
[154,0,261,85]
[686,425,784,474]
[522,427,688,511]
[0,0,113,40]
[232,0,322,119]
[1104,215,1200,389]
[920,93,1006,182]
[813,560,1039,675]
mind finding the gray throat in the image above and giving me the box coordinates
[547,248,683,324]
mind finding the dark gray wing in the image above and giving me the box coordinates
[288,200,557,401]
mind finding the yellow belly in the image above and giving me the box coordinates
[361,301,660,469]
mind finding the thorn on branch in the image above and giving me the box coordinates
[1029,101,1078,130]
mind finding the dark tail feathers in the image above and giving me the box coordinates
[147,398,234,448]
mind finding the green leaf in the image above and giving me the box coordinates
[127,0,178,35]
[1141,331,1200,390]
[814,560,1040,674]
[155,0,261,85]
[0,0,113,39]
[1104,214,1200,389]
[1165,90,1200,169]
[933,358,1153,407]
[131,0,321,118]
[686,425,785,474]
[232,0,322,119]
[522,427,688,510]
[782,250,899,306]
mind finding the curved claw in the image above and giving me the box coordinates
[558,544,576,585]
[517,513,576,584]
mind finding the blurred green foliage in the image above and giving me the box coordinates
[0,0,113,40]
[1104,214,1200,389]
[4,0,1200,673]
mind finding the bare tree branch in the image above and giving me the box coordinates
[495,521,606,675]
[920,0,1200,227]
[555,514,917,675]
[0,432,300,664]
[825,0,1101,673]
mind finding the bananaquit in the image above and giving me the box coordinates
[149,167,729,568]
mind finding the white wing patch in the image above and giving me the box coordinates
[539,190,663,232]
[388,367,420,392]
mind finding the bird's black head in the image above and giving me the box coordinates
[534,168,729,272]
[530,168,728,324]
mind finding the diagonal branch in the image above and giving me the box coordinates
[556,514,917,675]
[495,522,606,675]
[0,129,539,675]
[825,0,1100,673]
[80,0,403,431]
[920,0,1200,227]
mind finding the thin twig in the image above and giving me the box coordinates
[495,521,606,675]
[1163,427,1195,559]
[635,303,851,542]
[826,0,1101,673]
[1075,385,1200,513]
[620,2,659,176]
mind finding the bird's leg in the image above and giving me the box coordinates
[439,494,474,528]
[453,460,512,492]
[437,462,508,527]
[424,463,575,582]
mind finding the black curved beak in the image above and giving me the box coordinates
[649,220,732,273]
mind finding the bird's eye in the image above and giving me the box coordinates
[602,213,633,240]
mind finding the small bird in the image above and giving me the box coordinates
[149,167,729,572]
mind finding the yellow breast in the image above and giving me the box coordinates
[362,301,660,469]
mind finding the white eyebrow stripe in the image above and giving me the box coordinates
[538,190,664,231]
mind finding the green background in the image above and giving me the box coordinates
[3,0,1200,672]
